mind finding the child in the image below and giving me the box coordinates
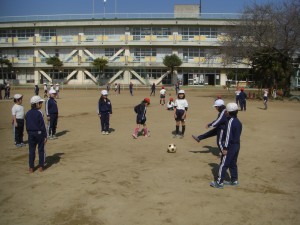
[150,83,156,96]
[25,96,47,173]
[192,99,227,153]
[210,102,242,189]
[45,89,58,139]
[239,88,247,111]
[114,83,118,95]
[12,94,25,147]
[235,88,240,106]
[55,83,60,99]
[4,83,10,99]
[166,97,175,110]
[34,84,39,96]
[132,98,150,139]
[43,83,48,98]
[159,86,166,105]
[174,90,188,138]
[98,90,112,135]
[263,88,268,110]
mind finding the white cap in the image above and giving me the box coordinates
[43,82,47,85]
[56,83,60,86]
[30,96,45,104]
[6,83,10,86]
[213,99,225,107]
[14,94,23,99]
[101,90,108,95]
[49,89,57,94]
[226,103,238,112]
[178,90,185,94]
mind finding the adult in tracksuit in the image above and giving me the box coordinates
[239,88,247,111]
[210,103,242,188]
[46,89,58,139]
[98,90,112,135]
[192,99,227,153]
[25,96,47,173]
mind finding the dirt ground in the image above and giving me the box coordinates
[0,87,300,225]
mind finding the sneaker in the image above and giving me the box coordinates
[180,134,184,139]
[16,144,22,148]
[192,135,200,143]
[52,135,58,139]
[29,168,34,173]
[101,131,106,135]
[224,180,239,186]
[105,131,109,135]
[20,143,27,147]
[132,133,138,139]
[48,135,54,140]
[38,167,44,172]
[210,181,224,189]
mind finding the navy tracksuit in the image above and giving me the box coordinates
[34,85,39,95]
[217,116,242,184]
[15,119,25,144]
[239,91,247,111]
[196,106,227,152]
[136,103,147,124]
[98,98,112,132]
[46,97,58,137]
[25,108,47,169]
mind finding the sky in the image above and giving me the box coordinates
[0,0,284,17]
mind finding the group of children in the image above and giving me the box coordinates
[43,83,60,98]
[11,88,59,173]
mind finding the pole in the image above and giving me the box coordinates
[115,0,117,15]
[92,0,95,18]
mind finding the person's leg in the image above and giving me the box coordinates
[28,134,37,171]
[181,121,185,136]
[37,134,45,170]
[228,146,239,182]
[197,128,218,141]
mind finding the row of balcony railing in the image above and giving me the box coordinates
[0,34,224,46]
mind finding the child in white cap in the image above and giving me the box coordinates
[98,90,112,134]
[12,94,25,147]
[174,90,188,138]
[55,83,60,99]
[45,89,58,139]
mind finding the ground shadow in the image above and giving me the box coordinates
[257,107,266,110]
[171,130,183,135]
[189,145,220,156]
[109,128,116,133]
[44,153,64,170]
[208,162,230,181]
[56,130,70,137]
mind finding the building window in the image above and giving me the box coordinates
[105,48,124,57]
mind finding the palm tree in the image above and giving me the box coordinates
[46,56,63,83]
[0,57,12,84]
[92,57,108,85]
[163,54,182,84]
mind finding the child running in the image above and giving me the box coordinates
[192,99,227,153]
[12,94,26,147]
[210,102,242,189]
[132,98,151,139]
[98,90,112,135]
[25,96,47,173]
[174,90,188,138]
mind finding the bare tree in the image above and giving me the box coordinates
[221,0,300,94]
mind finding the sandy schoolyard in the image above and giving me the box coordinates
[0,87,300,225]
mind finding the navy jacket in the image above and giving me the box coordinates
[98,98,112,114]
[136,103,147,121]
[239,91,247,101]
[25,108,47,138]
[208,106,227,129]
[46,97,58,116]
[223,116,242,150]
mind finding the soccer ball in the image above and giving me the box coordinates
[167,143,177,153]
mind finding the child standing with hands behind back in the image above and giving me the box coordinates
[174,90,188,138]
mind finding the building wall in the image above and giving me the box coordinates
[0,18,249,86]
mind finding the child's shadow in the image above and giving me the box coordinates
[189,145,220,157]
[208,162,230,181]
[56,130,70,137]
[109,128,116,133]
[44,153,64,170]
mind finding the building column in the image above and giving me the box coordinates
[34,69,39,85]
[124,70,131,84]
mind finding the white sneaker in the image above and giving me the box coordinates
[101,131,106,135]
[105,131,109,135]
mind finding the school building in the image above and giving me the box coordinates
[0,4,249,86]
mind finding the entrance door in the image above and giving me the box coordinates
[206,74,215,85]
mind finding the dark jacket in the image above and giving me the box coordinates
[25,108,47,138]
[46,97,58,116]
[98,98,112,114]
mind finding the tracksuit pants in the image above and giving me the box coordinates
[48,114,58,136]
[14,119,24,144]
[100,112,110,132]
[28,132,46,169]
[217,144,240,184]
[197,128,224,152]
[239,100,246,111]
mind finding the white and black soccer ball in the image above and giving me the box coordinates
[167,143,177,153]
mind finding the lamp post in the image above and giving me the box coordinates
[92,0,95,18]
[104,0,106,18]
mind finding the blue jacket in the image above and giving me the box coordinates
[98,98,112,114]
[25,108,47,138]
[239,91,247,101]
[223,116,242,150]
[46,97,58,116]
[136,103,147,121]
[208,106,227,129]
